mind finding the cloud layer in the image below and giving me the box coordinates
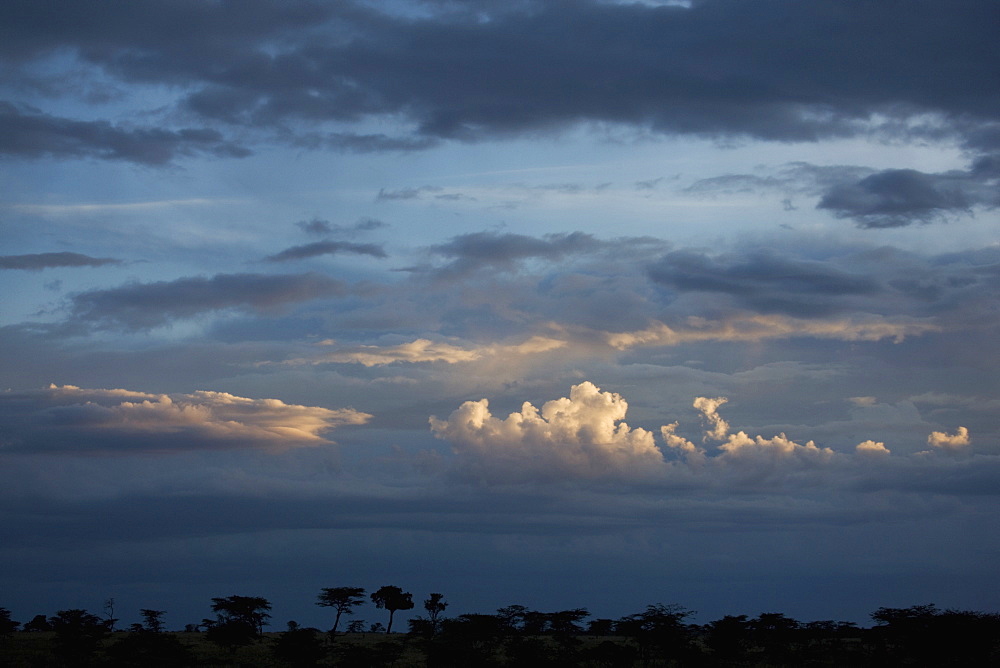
[9,0,989,145]
[68,272,346,330]
[0,103,250,165]
[3,1,997,227]
[0,384,371,454]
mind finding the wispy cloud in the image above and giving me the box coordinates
[9,198,243,215]
[68,272,347,331]
[604,314,939,349]
[264,240,387,262]
[295,217,387,236]
[285,335,566,367]
[0,252,122,271]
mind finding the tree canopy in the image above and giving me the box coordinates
[316,586,366,635]
[210,595,272,635]
[370,586,414,634]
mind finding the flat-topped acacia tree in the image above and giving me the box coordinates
[370,586,414,634]
[316,587,366,635]
[210,595,272,636]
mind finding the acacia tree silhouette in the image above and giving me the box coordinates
[316,587,366,635]
[210,595,272,635]
[370,586,414,633]
[140,609,166,633]
[424,593,448,634]
[204,596,271,655]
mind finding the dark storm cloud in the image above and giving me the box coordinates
[647,249,880,316]
[684,160,1000,227]
[0,102,250,165]
[817,167,1000,228]
[639,243,1000,329]
[4,1,997,147]
[3,0,996,224]
[264,240,387,262]
[0,251,122,270]
[68,272,346,331]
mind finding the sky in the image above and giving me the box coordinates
[1,0,999,630]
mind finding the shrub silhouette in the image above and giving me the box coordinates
[49,608,108,665]
[272,621,327,668]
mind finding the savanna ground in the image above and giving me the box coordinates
[3,603,999,667]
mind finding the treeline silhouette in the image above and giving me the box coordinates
[2,590,998,667]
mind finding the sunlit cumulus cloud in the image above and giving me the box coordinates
[429,382,666,482]
[715,429,834,464]
[431,385,991,486]
[693,396,730,442]
[662,397,835,469]
[856,440,891,456]
[0,385,371,454]
[928,426,971,451]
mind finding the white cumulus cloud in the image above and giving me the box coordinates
[856,439,891,456]
[927,426,971,450]
[681,395,833,462]
[693,396,730,441]
[429,381,666,481]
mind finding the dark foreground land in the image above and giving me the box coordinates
[2,603,999,667]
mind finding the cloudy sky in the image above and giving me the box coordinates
[2,0,998,629]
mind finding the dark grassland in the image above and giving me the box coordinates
[2,601,998,667]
